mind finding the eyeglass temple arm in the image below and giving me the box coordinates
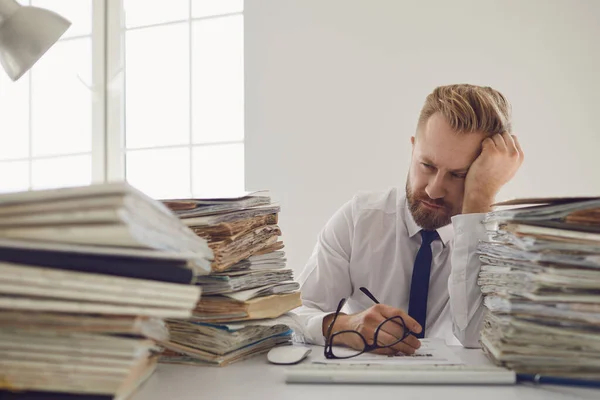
[326,298,347,340]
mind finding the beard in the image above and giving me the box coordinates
[405,181,454,231]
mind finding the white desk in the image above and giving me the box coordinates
[132,346,599,400]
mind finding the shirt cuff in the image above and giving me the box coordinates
[305,313,329,346]
[451,213,486,235]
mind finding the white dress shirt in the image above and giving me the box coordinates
[294,187,486,347]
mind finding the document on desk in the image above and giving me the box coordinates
[315,339,463,365]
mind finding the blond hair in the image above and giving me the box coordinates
[417,84,512,135]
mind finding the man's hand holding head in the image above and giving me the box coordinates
[462,132,524,214]
[408,85,521,227]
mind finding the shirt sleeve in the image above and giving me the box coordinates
[448,213,487,348]
[292,197,356,346]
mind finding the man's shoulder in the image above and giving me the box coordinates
[351,187,405,215]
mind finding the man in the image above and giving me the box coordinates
[294,84,524,355]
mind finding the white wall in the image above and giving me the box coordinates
[245,0,600,274]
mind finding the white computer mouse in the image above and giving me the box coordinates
[267,345,312,365]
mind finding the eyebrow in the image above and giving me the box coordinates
[420,157,470,173]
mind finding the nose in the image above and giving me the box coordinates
[425,172,446,200]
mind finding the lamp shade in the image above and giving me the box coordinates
[0,0,71,81]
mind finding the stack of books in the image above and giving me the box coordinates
[160,192,302,366]
[477,196,600,378]
[0,183,213,399]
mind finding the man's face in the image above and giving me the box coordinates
[406,113,486,230]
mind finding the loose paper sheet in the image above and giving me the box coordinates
[314,338,463,365]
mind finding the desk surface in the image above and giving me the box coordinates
[132,346,599,400]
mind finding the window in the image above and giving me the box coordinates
[0,1,245,199]
[0,0,96,192]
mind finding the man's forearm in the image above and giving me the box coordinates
[321,312,348,337]
[462,193,495,214]
[322,313,336,337]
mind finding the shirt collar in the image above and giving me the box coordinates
[402,197,454,247]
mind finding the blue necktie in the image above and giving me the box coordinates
[408,230,438,339]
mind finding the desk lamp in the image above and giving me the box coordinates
[0,0,70,81]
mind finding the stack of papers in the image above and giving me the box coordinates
[162,193,272,218]
[196,268,294,295]
[0,182,213,276]
[478,196,600,378]
[160,192,301,366]
[0,182,210,398]
[161,317,294,367]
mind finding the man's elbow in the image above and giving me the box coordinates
[452,313,483,349]
[453,324,483,348]
[452,312,483,349]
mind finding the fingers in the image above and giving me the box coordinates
[378,317,421,350]
[491,133,507,150]
[397,332,421,350]
[370,347,398,356]
[501,132,519,156]
[373,329,401,350]
[376,304,422,334]
[376,316,407,339]
[502,133,525,167]
[486,133,523,163]
[512,134,525,161]
[372,330,418,355]
[481,136,495,151]
[390,339,421,355]
[340,305,426,357]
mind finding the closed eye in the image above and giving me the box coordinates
[451,172,467,179]
[421,163,435,170]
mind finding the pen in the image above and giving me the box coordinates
[517,373,600,389]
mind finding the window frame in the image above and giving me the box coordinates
[0,0,245,196]
[105,0,245,198]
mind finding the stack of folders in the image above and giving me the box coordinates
[160,192,302,366]
[0,182,213,399]
[477,196,600,379]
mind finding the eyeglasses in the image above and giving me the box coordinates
[324,287,412,359]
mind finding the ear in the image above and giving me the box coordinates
[410,136,415,147]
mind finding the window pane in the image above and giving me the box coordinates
[0,71,29,160]
[125,24,190,149]
[192,143,244,197]
[0,161,29,193]
[124,0,189,28]
[31,155,92,190]
[31,38,92,157]
[192,0,243,18]
[126,148,191,199]
[32,0,92,38]
[192,15,243,144]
